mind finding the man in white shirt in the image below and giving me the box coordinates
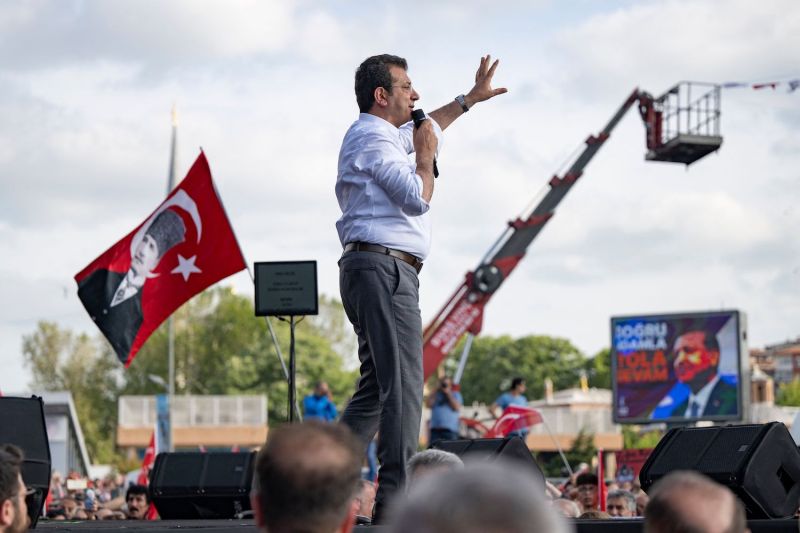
[335,53,506,521]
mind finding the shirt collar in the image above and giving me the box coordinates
[358,112,399,131]
[688,374,720,411]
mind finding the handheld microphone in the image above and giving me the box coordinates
[411,109,439,178]
[411,108,426,128]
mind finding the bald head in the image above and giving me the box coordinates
[644,471,748,533]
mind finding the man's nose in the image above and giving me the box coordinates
[411,89,420,100]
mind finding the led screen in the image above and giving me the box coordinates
[611,310,743,424]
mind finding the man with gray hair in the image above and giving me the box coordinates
[606,489,637,518]
[390,462,573,533]
[406,449,464,489]
[644,471,749,533]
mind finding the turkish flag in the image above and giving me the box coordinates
[75,152,246,367]
[486,405,543,438]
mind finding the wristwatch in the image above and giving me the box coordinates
[455,94,469,113]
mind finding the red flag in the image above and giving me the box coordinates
[138,432,160,520]
[137,432,156,486]
[75,152,246,367]
[598,449,607,511]
[486,405,543,438]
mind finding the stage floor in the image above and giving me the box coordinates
[35,518,800,532]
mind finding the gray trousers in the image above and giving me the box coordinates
[338,250,424,512]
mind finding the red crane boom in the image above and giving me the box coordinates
[422,83,722,380]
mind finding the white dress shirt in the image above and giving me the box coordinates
[684,374,721,417]
[335,113,443,260]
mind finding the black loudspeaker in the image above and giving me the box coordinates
[640,422,800,519]
[149,451,256,519]
[0,396,51,529]
[431,437,544,487]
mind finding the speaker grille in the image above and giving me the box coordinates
[695,425,762,475]
[646,428,714,477]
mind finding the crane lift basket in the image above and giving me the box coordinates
[642,81,722,165]
[423,82,723,382]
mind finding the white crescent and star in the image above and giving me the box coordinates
[171,254,202,281]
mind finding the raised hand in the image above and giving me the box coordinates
[465,54,508,106]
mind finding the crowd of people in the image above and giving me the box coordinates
[249,421,751,533]
[1,421,753,533]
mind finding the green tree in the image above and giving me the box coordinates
[622,426,664,449]
[776,379,800,406]
[584,348,612,389]
[446,334,587,405]
[23,322,122,464]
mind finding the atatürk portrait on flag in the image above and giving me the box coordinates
[78,195,199,364]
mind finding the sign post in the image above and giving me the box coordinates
[254,261,318,422]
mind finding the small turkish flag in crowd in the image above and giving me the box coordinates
[75,152,246,367]
[486,405,543,438]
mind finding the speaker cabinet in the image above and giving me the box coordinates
[431,436,544,487]
[149,451,256,519]
[640,422,800,518]
[0,396,51,529]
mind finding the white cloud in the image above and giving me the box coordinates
[1,0,799,391]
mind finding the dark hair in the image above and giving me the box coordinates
[510,377,525,390]
[0,444,24,504]
[354,54,408,113]
[575,472,598,487]
[126,484,149,504]
[253,421,362,532]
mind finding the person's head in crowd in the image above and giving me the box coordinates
[406,449,464,489]
[390,462,573,533]
[0,445,29,533]
[355,480,376,521]
[606,489,637,518]
[551,498,581,519]
[510,377,526,395]
[60,496,78,519]
[579,510,611,519]
[125,484,150,520]
[636,490,649,517]
[644,470,749,533]
[605,480,620,492]
[314,381,331,398]
[251,421,362,533]
[575,472,599,512]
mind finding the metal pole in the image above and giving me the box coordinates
[541,417,574,477]
[166,105,178,451]
[453,333,475,385]
[288,316,296,423]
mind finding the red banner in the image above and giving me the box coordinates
[614,448,653,484]
[75,152,246,367]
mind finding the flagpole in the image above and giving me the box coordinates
[166,105,178,452]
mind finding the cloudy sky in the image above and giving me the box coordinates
[1,0,798,390]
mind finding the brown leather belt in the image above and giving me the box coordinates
[343,242,423,273]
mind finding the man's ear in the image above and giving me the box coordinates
[250,493,266,529]
[373,86,388,108]
[339,498,360,533]
[0,498,13,527]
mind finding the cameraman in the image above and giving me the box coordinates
[425,377,462,445]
